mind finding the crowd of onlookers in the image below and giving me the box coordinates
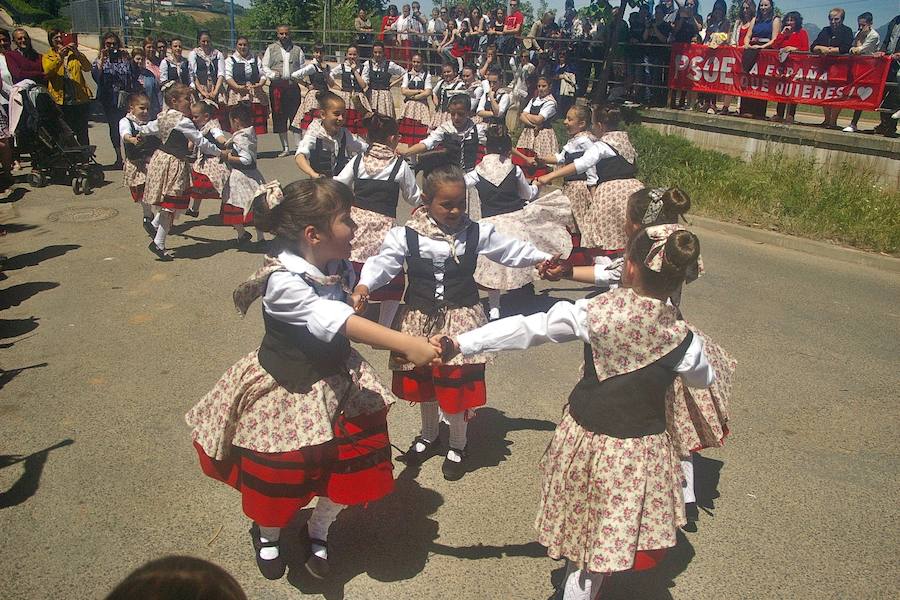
[0,0,897,188]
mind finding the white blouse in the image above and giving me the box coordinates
[263,251,355,343]
[334,155,422,206]
[556,134,607,186]
[291,60,328,81]
[464,158,538,202]
[523,95,557,122]
[401,70,433,90]
[294,123,368,158]
[361,60,406,83]
[572,140,617,175]
[476,89,512,120]
[188,48,226,83]
[359,221,552,298]
[225,53,267,83]
[158,57,190,85]
[420,120,488,151]
[457,298,716,388]
[137,114,221,157]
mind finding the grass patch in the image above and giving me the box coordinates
[627,125,900,255]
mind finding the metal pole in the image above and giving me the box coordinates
[119,0,126,44]
[229,0,236,48]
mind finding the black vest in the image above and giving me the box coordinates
[166,58,191,86]
[439,82,464,111]
[440,126,480,171]
[352,155,404,218]
[407,73,426,90]
[568,332,693,438]
[257,310,351,392]
[529,98,553,129]
[563,150,587,182]
[230,57,260,85]
[368,61,390,90]
[204,130,225,150]
[160,128,192,161]
[482,91,506,125]
[123,120,161,161]
[476,167,523,218]
[595,146,637,182]
[403,222,480,312]
[341,65,363,92]
[194,53,219,85]
[310,131,350,176]
[309,65,328,91]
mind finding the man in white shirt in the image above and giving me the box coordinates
[262,25,305,156]
[427,7,448,75]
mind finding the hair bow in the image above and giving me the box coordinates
[642,187,668,225]
[201,98,219,110]
[249,180,283,215]
[644,223,685,272]
[160,80,175,92]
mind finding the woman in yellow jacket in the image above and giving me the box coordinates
[42,29,93,147]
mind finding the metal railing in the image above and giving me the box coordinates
[62,0,123,36]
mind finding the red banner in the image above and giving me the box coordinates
[668,43,891,110]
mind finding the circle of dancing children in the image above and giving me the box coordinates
[186,178,441,582]
[137,83,225,260]
[186,99,229,218]
[120,92,160,237]
[362,42,406,119]
[335,113,421,328]
[398,53,433,147]
[295,91,368,180]
[330,45,372,137]
[429,62,466,130]
[514,76,558,179]
[400,95,486,174]
[465,126,573,321]
[537,107,643,263]
[352,164,556,481]
[224,35,269,135]
[220,102,267,245]
[448,224,717,600]
[291,43,334,136]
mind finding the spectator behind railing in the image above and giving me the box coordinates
[873,13,900,138]
[0,30,14,187]
[741,0,780,119]
[142,37,161,79]
[843,12,881,132]
[770,11,808,124]
[355,9,374,58]
[645,4,673,107]
[7,28,45,85]
[499,0,525,56]
[44,29,93,148]
[92,31,141,168]
[380,5,399,61]
[812,8,854,128]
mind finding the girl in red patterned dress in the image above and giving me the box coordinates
[119,92,158,236]
[186,178,439,582]
[447,224,716,600]
[398,52,433,147]
[513,76,558,179]
[186,100,229,218]
[291,43,334,136]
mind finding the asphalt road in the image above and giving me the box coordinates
[1,123,898,600]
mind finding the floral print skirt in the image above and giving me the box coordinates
[584,178,644,251]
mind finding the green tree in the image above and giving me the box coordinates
[158,13,201,40]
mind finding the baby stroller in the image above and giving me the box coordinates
[13,81,104,194]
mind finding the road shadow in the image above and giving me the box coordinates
[694,454,724,516]
[0,362,48,392]
[0,439,74,509]
[285,464,443,599]
[601,530,696,599]
[171,214,221,234]
[0,223,38,235]
[464,407,557,475]
[1,245,80,271]
[0,187,29,204]
[0,281,60,310]
[430,539,547,560]
[172,234,237,260]
[0,316,40,340]
[498,284,587,318]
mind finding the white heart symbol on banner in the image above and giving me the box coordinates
[857,87,873,101]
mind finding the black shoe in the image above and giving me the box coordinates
[236,231,253,246]
[398,436,441,466]
[249,523,286,580]
[142,218,156,237]
[681,502,699,532]
[441,447,467,481]
[147,241,173,261]
[305,538,330,579]
[185,208,200,218]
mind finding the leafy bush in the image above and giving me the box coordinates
[1,0,52,25]
[41,16,72,32]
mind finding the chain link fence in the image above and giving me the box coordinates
[61,0,122,36]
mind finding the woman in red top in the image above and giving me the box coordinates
[770,11,809,124]
[380,4,400,61]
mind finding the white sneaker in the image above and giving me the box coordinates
[892,109,900,120]
[277,149,291,158]
[842,125,856,132]
[488,307,500,321]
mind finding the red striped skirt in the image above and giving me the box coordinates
[221,203,253,226]
[512,148,551,179]
[221,103,268,134]
[398,117,429,146]
[344,107,367,138]
[193,409,394,527]
[566,231,622,267]
[392,364,486,414]
[299,108,320,131]
[130,185,144,203]
[351,261,405,302]
[160,194,190,211]
[189,171,220,200]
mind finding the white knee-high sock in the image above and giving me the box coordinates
[278,132,289,151]
[681,455,696,504]
[419,401,440,446]
[141,202,153,219]
[308,497,346,559]
[258,526,281,560]
[291,131,302,149]
[153,211,173,249]
[151,211,161,227]
[562,561,605,600]
[255,227,267,241]
[488,289,501,320]
[190,198,201,212]
[378,300,400,327]
[446,411,467,460]
[233,224,246,237]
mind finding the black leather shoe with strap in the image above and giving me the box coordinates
[249,523,286,580]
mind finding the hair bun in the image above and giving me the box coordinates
[662,230,700,275]
[662,187,691,218]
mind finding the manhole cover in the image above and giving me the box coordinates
[47,207,118,223]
